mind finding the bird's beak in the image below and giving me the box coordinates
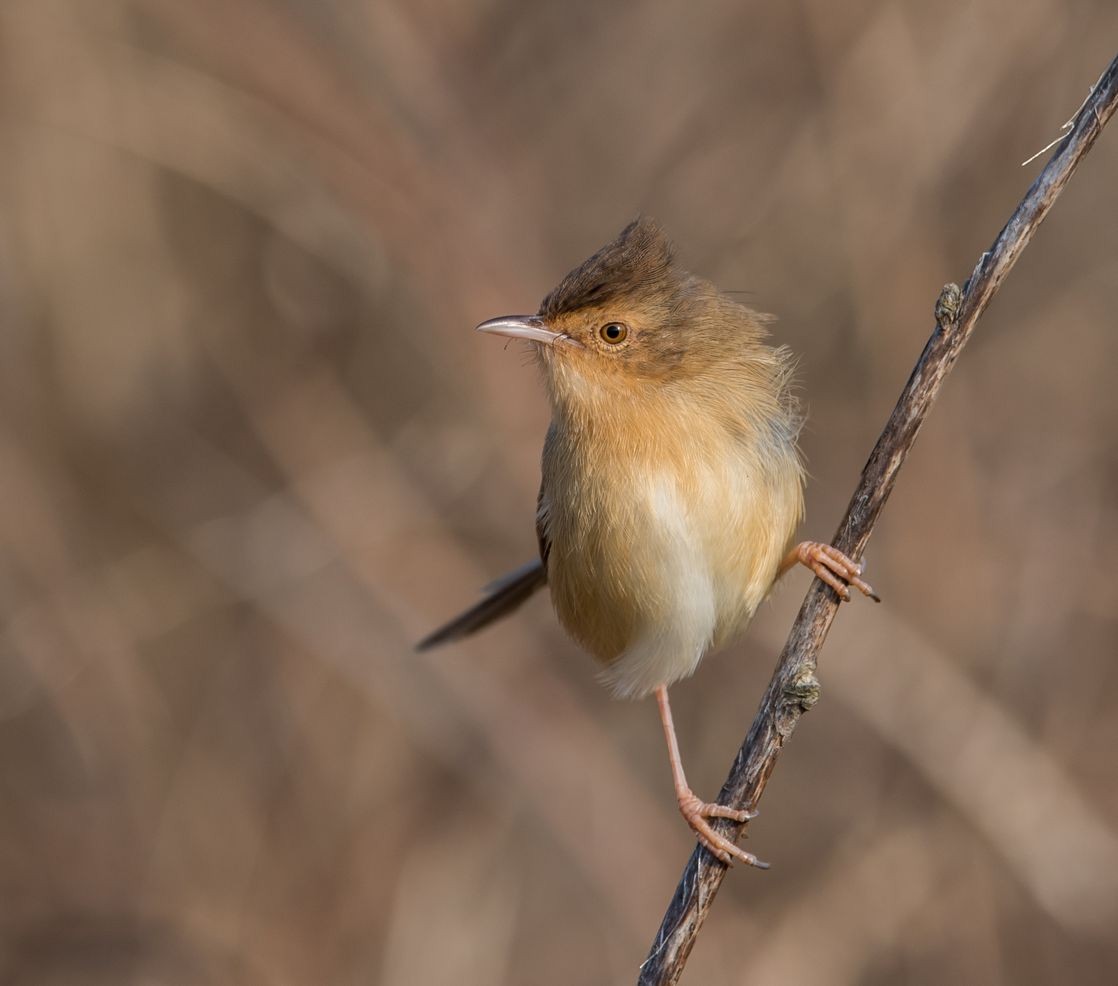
[475,315,578,347]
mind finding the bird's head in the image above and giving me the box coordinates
[476,218,771,409]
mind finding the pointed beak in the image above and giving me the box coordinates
[475,315,577,347]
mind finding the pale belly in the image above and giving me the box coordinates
[544,451,802,699]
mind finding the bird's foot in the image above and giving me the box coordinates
[793,541,880,603]
[676,790,768,868]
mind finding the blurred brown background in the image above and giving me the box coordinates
[1,1,1117,984]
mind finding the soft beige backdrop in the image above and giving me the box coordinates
[1,2,1117,983]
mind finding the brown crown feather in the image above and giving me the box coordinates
[538,217,676,318]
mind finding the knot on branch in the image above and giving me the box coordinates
[935,282,963,328]
[781,669,821,716]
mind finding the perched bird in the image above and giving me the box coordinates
[419,218,877,866]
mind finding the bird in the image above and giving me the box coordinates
[418,218,877,866]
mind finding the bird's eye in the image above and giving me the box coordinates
[599,322,629,344]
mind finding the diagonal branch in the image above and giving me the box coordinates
[638,50,1118,986]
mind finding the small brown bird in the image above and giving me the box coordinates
[420,218,877,866]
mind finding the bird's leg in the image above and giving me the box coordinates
[654,685,767,868]
[779,541,880,602]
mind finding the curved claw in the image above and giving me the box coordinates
[796,541,881,603]
[678,793,768,868]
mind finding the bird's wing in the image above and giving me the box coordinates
[535,476,552,571]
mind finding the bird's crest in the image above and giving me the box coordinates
[539,217,676,317]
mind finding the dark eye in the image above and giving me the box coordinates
[599,322,629,344]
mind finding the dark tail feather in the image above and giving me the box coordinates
[416,560,547,651]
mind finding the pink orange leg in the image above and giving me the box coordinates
[780,541,880,602]
[654,685,767,868]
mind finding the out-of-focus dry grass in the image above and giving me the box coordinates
[0,2,1116,983]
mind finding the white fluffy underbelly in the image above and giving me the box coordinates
[595,473,714,697]
[599,461,782,699]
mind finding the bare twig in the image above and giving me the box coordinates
[638,50,1118,986]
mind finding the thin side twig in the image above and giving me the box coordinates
[638,50,1118,986]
